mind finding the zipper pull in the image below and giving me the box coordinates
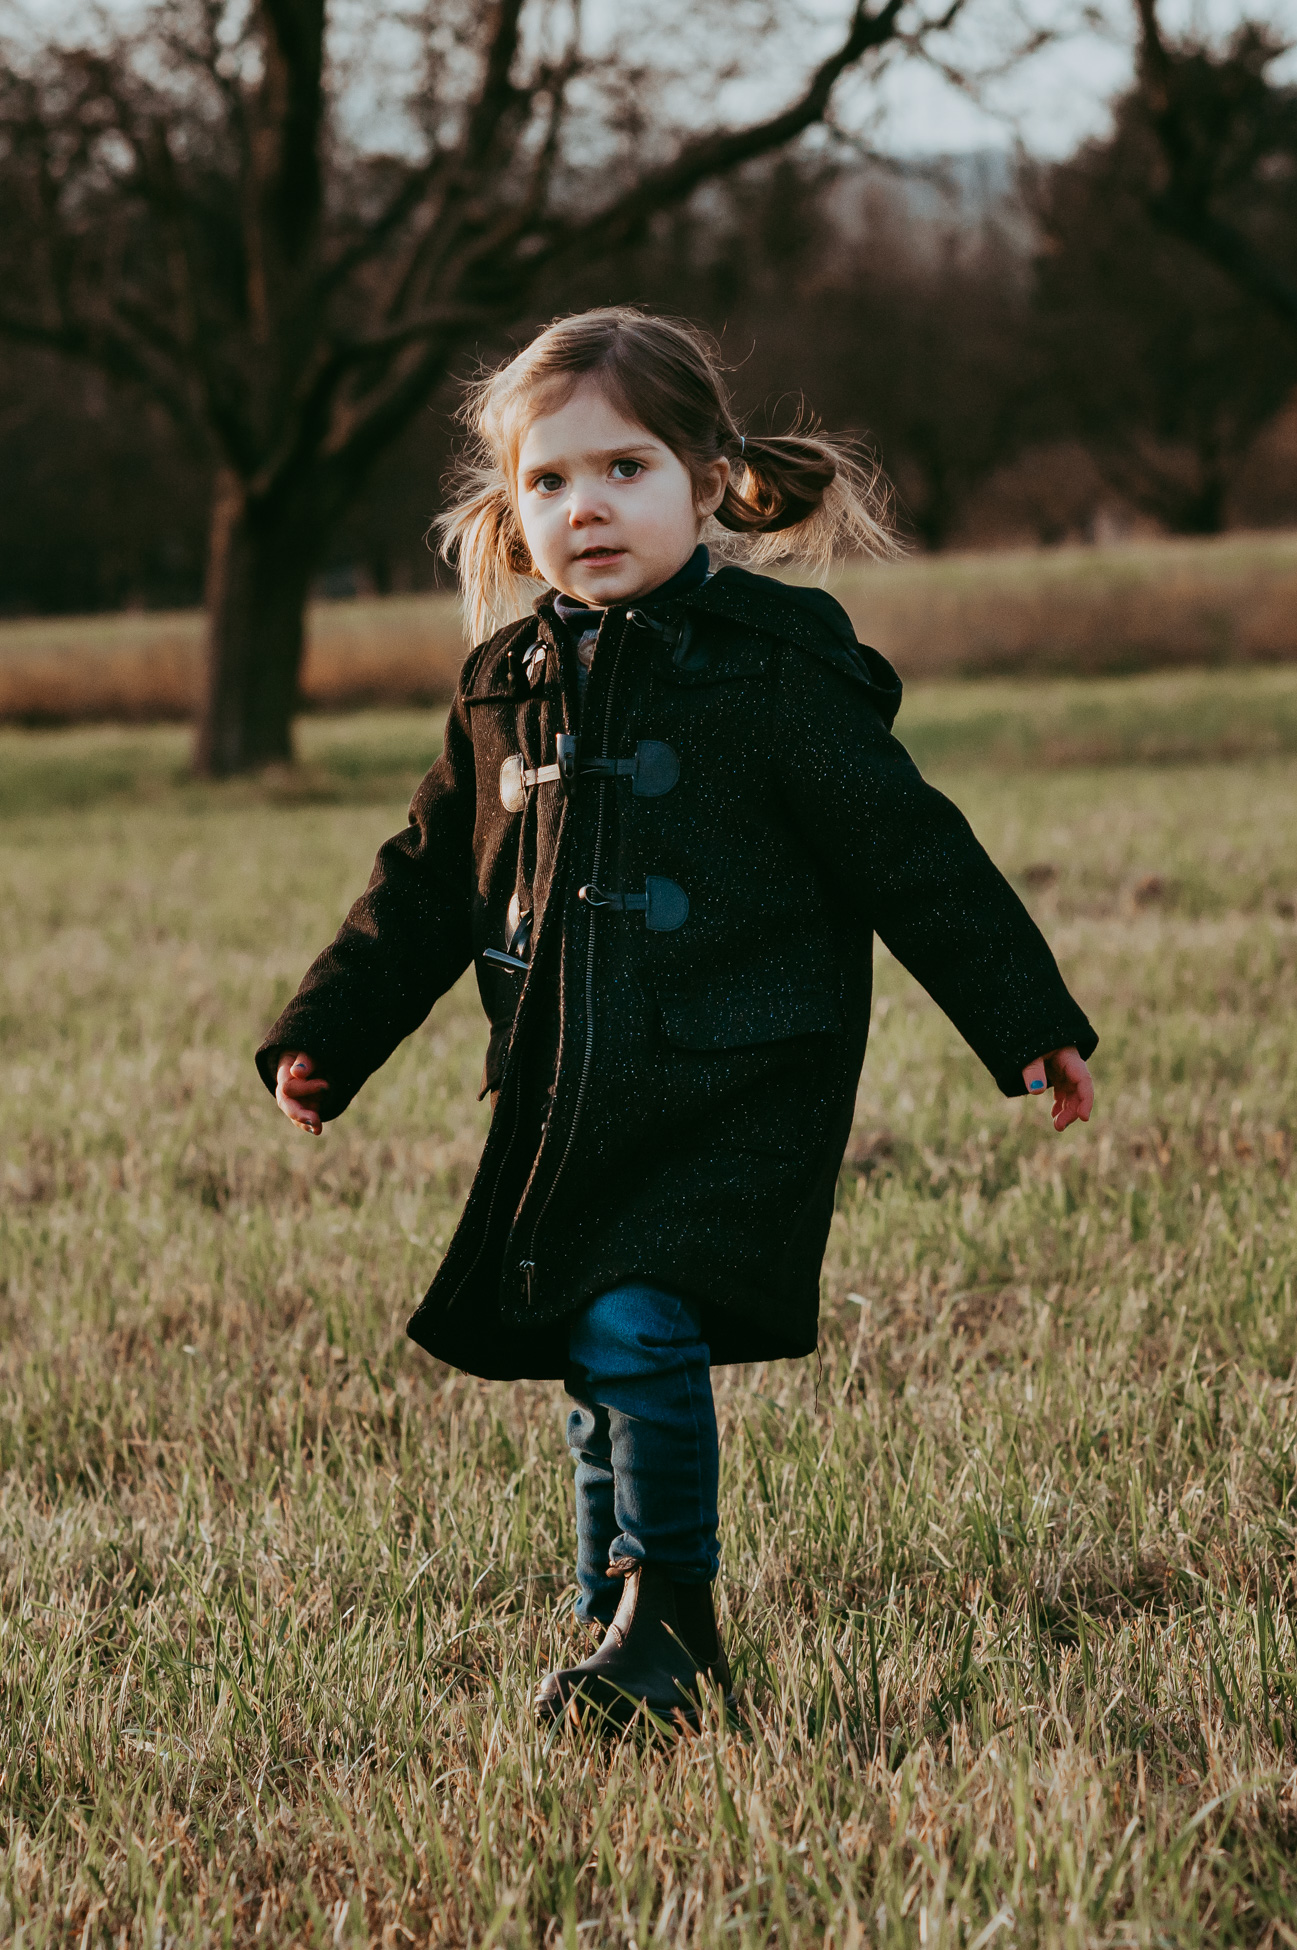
[519,1259,536,1305]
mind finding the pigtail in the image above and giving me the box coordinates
[434,464,539,646]
[715,428,897,577]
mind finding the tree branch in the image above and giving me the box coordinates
[1132,0,1297,334]
[318,332,459,491]
[335,303,498,359]
[459,0,529,173]
[1154,193,1297,331]
[317,153,449,299]
[258,0,327,263]
[0,307,203,435]
[257,11,578,504]
[530,0,915,267]
[323,0,921,480]
[314,1,531,307]
[362,0,539,330]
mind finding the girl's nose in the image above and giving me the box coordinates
[567,487,608,527]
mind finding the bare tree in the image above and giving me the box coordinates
[1026,101,1297,536]
[0,0,971,773]
[1131,0,1297,336]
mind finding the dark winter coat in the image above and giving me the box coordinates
[256,567,1096,1380]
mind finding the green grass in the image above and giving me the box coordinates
[4,674,1297,1945]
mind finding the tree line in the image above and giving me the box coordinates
[2,0,1295,770]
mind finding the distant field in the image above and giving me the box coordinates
[5,676,1297,1945]
[5,528,1297,724]
[0,592,466,726]
[832,528,1297,678]
[6,663,1297,821]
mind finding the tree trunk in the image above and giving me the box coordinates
[194,467,317,776]
[1177,463,1228,536]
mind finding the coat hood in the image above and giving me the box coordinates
[682,566,904,733]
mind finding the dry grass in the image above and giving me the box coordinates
[0,594,465,726]
[829,528,1297,679]
[6,529,1297,726]
[4,678,1297,1945]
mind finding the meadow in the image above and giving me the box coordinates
[6,528,1297,726]
[4,668,1297,1947]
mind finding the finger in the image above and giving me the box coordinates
[1051,1052,1094,1127]
[286,1103,322,1135]
[289,1054,314,1078]
[1052,1082,1092,1131]
[282,1075,329,1099]
[276,1082,324,1125]
[1022,1057,1048,1096]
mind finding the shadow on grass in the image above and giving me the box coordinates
[0,713,447,818]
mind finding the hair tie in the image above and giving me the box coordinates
[739,435,746,456]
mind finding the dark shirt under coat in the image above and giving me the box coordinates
[255,567,1097,1381]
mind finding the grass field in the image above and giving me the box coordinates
[4,671,1297,1946]
[6,528,1297,726]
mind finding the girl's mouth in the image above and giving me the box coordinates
[577,547,625,562]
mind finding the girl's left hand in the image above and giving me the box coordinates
[1022,1047,1093,1132]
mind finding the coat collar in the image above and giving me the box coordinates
[674,566,904,732]
[478,562,904,734]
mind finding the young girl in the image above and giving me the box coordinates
[257,308,1096,1726]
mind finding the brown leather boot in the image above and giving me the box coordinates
[536,1563,733,1727]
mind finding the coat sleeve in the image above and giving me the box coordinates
[774,645,1096,1096]
[254,675,479,1118]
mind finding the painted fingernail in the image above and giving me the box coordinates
[1029,1079,1045,1092]
[291,1062,307,1076]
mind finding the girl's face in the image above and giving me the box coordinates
[515,380,728,607]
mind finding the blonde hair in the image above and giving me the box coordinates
[437,307,897,644]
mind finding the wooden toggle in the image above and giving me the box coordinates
[499,753,560,815]
[500,739,678,813]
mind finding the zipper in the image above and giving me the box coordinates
[519,614,629,1304]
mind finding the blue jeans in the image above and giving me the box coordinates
[564,1282,720,1625]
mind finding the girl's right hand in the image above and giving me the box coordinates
[275,1051,329,1135]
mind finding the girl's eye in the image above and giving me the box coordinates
[534,473,564,494]
[611,459,643,480]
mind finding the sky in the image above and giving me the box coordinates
[871,20,1133,156]
[12,0,1296,159]
[868,0,1297,155]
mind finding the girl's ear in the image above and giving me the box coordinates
[695,457,730,521]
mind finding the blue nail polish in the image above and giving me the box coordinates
[1029,1079,1045,1092]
